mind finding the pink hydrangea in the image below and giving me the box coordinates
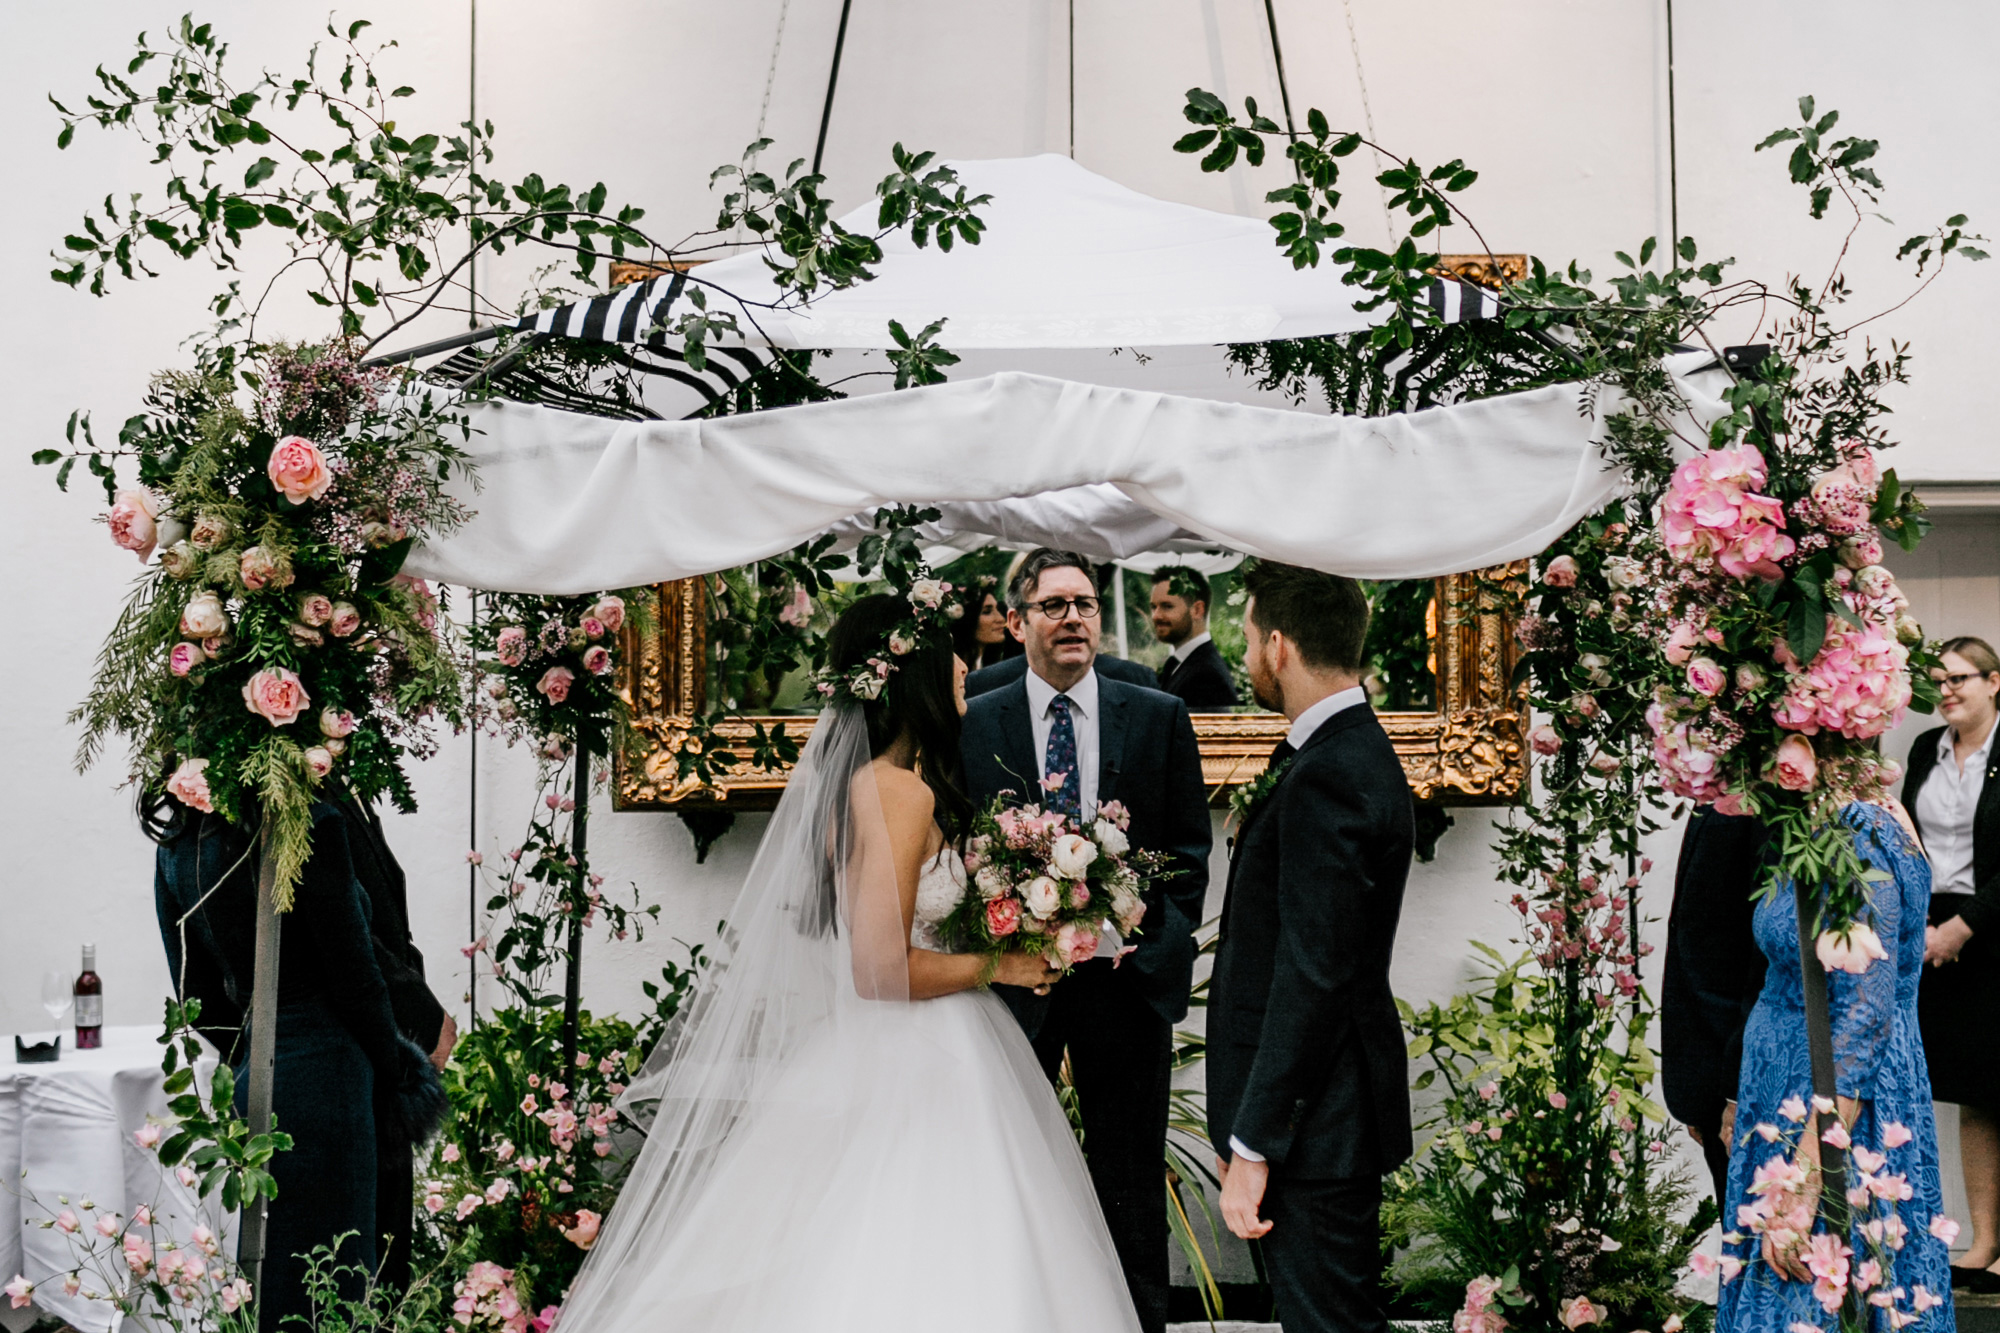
[1661,444,1796,580]
[1770,621,1912,739]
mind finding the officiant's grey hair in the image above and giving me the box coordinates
[1006,547,1096,609]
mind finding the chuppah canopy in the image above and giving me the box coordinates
[403,354,1729,595]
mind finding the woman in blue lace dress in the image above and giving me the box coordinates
[1717,801,1956,1333]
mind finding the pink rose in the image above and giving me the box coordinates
[298,592,334,626]
[985,896,1022,937]
[592,595,626,633]
[1587,751,1622,775]
[1839,532,1885,569]
[1558,1296,1604,1330]
[1054,921,1101,967]
[1687,657,1726,697]
[266,436,333,504]
[1817,923,1889,974]
[1769,734,1818,792]
[179,592,229,639]
[242,668,310,727]
[239,545,290,591]
[1542,554,1580,587]
[320,707,356,738]
[328,601,361,637]
[303,747,335,779]
[495,626,528,667]
[582,645,612,676]
[537,666,575,703]
[1663,621,1702,666]
[107,489,161,562]
[582,617,606,640]
[1712,790,1756,817]
[166,758,214,813]
[561,1210,601,1250]
[1529,725,1562,756]
[170,641,207,677]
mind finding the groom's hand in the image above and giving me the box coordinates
[1220,1154,1272,1240]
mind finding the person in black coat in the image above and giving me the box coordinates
[960,548,1211,1333]
[963,646,1158,698]
[1659,806,1769,1205]
[1207,561,1413,1333]
[1149,566,1240,710]
[152,793,448,1331]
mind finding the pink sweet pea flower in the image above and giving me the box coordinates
[1882,1122,1913,1148]
[5,1276,31,1309]
[1816,924,1889,975]
[1931,1215,1962,1245]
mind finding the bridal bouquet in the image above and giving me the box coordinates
[918,793,1168,971]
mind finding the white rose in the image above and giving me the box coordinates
[1111,885,1146,934]
[179,592,229,640]
[1091,819,1130,857]
[1578,653,1613,687]
[974,866,1010,901]
[851,672,886,700]
[1022,875,1061,917]
[909,578,947,609]
[915,864,966,923]
[1049,833,1099,879]
[1602,556,1643,590]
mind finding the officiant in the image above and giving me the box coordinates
[960,548,1211,1333]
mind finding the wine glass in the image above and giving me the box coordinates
[40,971,71,1034]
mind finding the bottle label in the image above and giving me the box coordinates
[75,995,103,1028]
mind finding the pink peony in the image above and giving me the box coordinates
[537,666,575,704]
[582,645,612,676]
[267,436,333,504]
[1687,657,1726,697]
[179,593,229,639]
[329,601,361,637]
[1529,725,1562,756]
[166,758,215,813]
[107,490,161,562]
[1054,921,1102,967]
[1661,444,1796,580]
[1769,735,1818,792]
[320,707,356,738]
[170,641,207,677]
[1816,923,1889,975]
[985,896,1022,937]
[303,747,335,779]
[561,1210,601,1250]
[496,626,527,667]
[243,668,309,726]
[1543,555,1580,588]
[592,595,626,633]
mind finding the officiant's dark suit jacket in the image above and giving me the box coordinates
[1157,639,1239,711]
[1207,704,1414,1179]
[960,675,1212,1031]
[965,652,1158,699]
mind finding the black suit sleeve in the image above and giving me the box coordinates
[1157,698,1212,926]
[1231,758,1377,1164]
[294,811,419,1077]
[347,807,447,1051]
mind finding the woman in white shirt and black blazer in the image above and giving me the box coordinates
[1903,635,2000,1289]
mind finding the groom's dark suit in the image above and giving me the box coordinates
[962,672,1211,1333]
[1208,697,1413,1333]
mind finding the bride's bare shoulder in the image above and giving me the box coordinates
[859,760,935,821]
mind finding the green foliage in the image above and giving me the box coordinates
[292,1237,451,1333]
[156,997,293,1214]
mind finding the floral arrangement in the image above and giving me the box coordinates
[470,592,635,756]
[1225,757,1292,829]
[920,795,1164,971]
[1638,443,1933,944]
[810,573,960,703]
[1709,1098,1953,1328]
[54,339,470,905]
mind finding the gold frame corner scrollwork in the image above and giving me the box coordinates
[613,566,1528,812]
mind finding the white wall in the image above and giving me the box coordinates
[5,2,1998,1071]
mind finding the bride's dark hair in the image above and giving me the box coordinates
[825,593,972,843]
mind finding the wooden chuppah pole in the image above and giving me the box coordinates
[237,821,283,1291]
[560,740,591,1074]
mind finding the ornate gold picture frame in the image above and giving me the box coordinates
[613,565,1527,811]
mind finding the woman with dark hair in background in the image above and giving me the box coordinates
[1903,635,2000,1290]
[951,576,1018,671]
[549,592,1143,1333]
[150,791,448,1330]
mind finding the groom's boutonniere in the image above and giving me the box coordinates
[1227,758,1292,831]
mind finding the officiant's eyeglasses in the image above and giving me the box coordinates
[1025,596,1102,621]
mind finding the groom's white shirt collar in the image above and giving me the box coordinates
[1167,630,1212,664]
[1285,685,1368,751]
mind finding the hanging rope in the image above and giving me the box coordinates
[812,0,856,176]
[730,0,793,248]
[1339,0,1398,241]
[1260,0,1298,144]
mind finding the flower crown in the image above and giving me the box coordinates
[812,572,961,704]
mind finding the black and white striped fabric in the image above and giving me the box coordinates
[513,271,689,344]
[1426,276,1501,324]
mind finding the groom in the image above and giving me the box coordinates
[961,547,1211,1333]
[1208,561,1414,1333]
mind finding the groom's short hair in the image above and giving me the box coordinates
[1007,548,1097,610]
[1241,560,1370,673]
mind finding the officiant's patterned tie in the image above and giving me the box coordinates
[1045,694,1082,818]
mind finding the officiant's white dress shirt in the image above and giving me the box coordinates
[1232,684,1370,1165]
[1025,664,1100,816]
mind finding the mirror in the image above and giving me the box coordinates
[613,557,1527,809]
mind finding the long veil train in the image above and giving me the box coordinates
[555,704,1137,1332]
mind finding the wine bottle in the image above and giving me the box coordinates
[74,945,103,1050]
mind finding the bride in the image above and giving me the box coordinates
[554,592,1144,1332]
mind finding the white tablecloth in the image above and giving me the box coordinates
[1,1026,228,1333]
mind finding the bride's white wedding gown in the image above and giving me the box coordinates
[564,851,1142,1332]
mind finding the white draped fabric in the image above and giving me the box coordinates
[687,154,1375,350]
[406,356,1729,595]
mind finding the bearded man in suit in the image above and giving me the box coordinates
[1208,561,1414,1333]
[1149,566,1239,710]
[960,547,1211,1333]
